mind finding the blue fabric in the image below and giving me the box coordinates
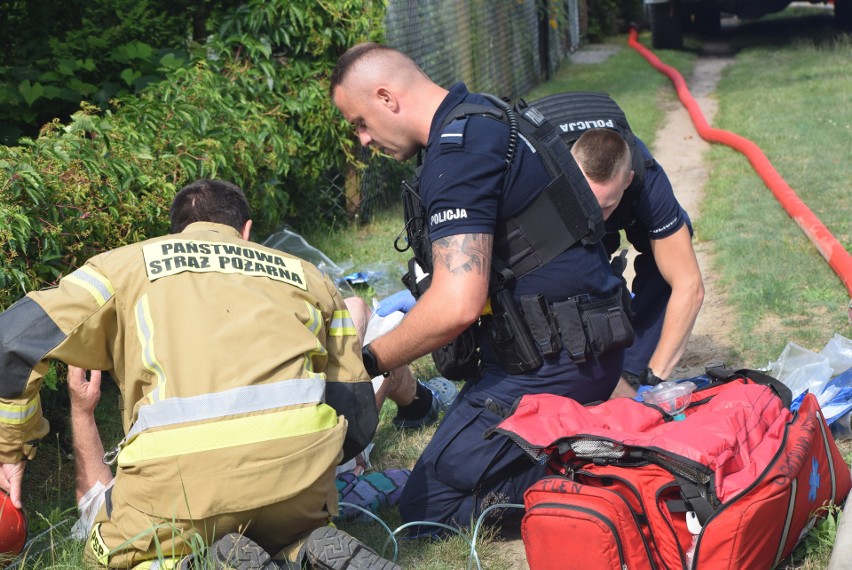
[420,83,623,303]
[622,253,670,376]
[398,83,626,533]
[336,469,410,521]
[817,368,852,422]
[400,350,622,533]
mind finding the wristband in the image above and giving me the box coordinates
[639,367,664,387]
[361,344,388,378]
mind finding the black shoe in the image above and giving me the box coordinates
[208,533,278,570]
[304,526,400,570]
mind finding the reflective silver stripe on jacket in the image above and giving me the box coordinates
[126,377,325,440]
[0,399,39,425]
[65,266,115,307]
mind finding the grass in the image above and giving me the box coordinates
[316,7,852,568]
[19,5,852,568]
[698,8,852,364]
[524,36,697,149]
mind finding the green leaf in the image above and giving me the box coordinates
[38,71,62,82]
[68,78,98,96]
[126,41,154,60]
[120,68,142,87]
[18,80,44,106]
[159,53,184,70]
[40,85,63,100]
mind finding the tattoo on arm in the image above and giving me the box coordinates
[432,234,492,277]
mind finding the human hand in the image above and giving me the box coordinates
[68,366,102,418]
[376,289,416,316]
[0,461,27,509]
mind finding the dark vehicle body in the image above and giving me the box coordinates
[645,0,851,48]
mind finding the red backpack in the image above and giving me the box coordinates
[494,374,851,569]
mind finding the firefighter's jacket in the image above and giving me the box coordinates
[0,222,377,519]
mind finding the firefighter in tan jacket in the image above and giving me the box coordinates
[0,180,390,569]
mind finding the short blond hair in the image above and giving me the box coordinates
[571,128,632,183]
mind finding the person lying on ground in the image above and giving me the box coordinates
[344,296,457,436]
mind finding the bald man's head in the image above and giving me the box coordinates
[330,43,448,161]
[329,43,425,98]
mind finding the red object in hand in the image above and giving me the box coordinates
[0,491,26,563]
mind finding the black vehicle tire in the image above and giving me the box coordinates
[836,0,852,31]
[648,1,684,50]
[692,5,722,36]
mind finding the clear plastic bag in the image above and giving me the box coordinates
[262,227,357,297]
[821,334,852,377]
[768,342,832,402]
[640,381,697,419]
[342,261,406,300]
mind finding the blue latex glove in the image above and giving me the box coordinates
[376,289,416,316]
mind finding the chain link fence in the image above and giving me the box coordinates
[307,0,587,228]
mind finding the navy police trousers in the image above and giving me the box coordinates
[398,349,622,534]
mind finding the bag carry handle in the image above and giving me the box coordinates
[703,364,793,409]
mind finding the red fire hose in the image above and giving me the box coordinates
[627,27,852,315]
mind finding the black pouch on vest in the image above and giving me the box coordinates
[431,323,481,381]
[520,293,562,358]
[551,297,588,363]
[580,293,635,356]
[485,287,543,375]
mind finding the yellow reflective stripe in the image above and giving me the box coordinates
[65,266,115,307]
[135,295,167,403]
[303,301,327,380]
[304,301,322,336]
[133,559,183,569]
[0,399,38,425]
[329,309,357,337]
[88,523,110,566]
[117,404,338,466]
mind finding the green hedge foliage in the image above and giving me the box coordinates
[0,0,384,310]
[0,0,231,145]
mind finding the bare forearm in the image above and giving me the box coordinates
[647,227,705,379]
[370,233,491,371]
[370,285,478,371]
[71,411,113,501]
[647,282,704,379]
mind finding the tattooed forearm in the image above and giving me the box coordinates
[432,233,492,277]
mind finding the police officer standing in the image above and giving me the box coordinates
[330,44,629,532]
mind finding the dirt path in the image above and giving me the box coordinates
[655,52,737,378]
[494,44,736,569]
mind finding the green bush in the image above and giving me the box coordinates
[0,0,204,145]
[0,0,384,309]
[587,0,644,41]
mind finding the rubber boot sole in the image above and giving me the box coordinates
[209,533,278,570]
[305,526,400,570]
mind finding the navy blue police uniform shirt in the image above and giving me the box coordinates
[605,138,692,257]
[419,83,621,303]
